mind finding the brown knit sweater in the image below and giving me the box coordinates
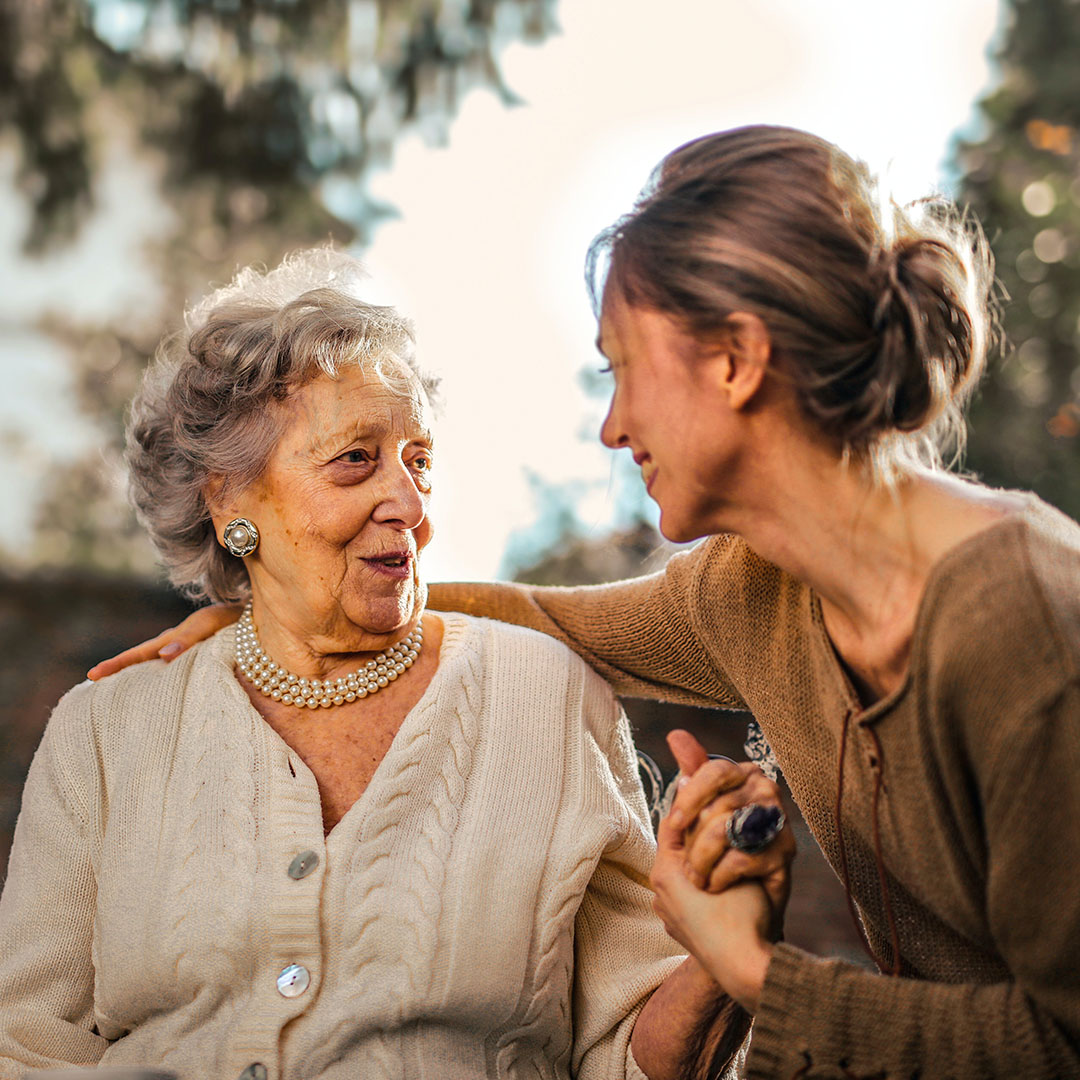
[429,495,1080,1078]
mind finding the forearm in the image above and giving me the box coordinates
[631,958,750,1080]
[429,568,745,709]
[747,944,1080,1080]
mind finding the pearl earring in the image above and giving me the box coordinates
[223,517,260,557]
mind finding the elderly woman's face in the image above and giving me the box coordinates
[227,360,434,648]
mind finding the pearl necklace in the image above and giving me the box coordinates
[235,602,423,709]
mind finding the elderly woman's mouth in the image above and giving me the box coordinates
[362,552,414,579]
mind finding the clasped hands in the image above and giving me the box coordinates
[649,729,796,1014]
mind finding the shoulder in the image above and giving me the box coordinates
[440,611,626,737]
[48,628,236,763]
[691,533,797,609]
[443,610,611,681]
[926,499,1080,664]
[675,534,804,663]
[921,497,1080,722]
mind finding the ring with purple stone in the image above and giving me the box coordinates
[725,803,786,855]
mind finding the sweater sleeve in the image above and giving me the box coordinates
[0,684,109,1076]
[570,676,688,1080]
[746,678,1080,1080]
[429,541,746,710]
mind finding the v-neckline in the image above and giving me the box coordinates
[222,612,464,847]
[806,500,1036,726]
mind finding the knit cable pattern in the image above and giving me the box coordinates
[493,837,608,1076]
[317,615,481,1075]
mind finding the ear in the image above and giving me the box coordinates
[718,312,771,411]
[202,474,234,538]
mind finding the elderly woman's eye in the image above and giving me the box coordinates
[408,452,433,490]
[339,449,373,465]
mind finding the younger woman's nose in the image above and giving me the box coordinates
[600,403,629,450]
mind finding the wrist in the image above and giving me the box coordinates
[700,937,773,1013]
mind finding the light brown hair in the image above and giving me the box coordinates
[588,125,996,474]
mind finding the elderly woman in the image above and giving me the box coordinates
[0,251,763,1080]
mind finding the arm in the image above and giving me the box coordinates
[630,962,748,1080]
[657,681,1080,1080]
[572,689,750,1080]
[0,686,108,1075]
[642,731,792,1076]
[430,540,746,709]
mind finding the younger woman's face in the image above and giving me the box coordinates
[597,289,741,542]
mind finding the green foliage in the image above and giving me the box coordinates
[0,0,557,575]
[1,0,557,250]
[955,0,1080,518]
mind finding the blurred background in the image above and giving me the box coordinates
[2,0,1078,961]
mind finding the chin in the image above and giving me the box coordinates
[656,506,689,543]
[342,593,422,640]
[657,510,710,545]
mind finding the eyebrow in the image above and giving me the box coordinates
[310,421,434,458]
[594,333,606,356]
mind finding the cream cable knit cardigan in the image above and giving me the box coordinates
[0,613,684,1080]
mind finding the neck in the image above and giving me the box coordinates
[245,593,423,682]
[235,602,426,709]
[749,470,922,617]
[712,441,1017,700]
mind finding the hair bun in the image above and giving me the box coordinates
[590,126,996,474]
[865,225,987,443]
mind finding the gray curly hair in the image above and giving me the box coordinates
[126,248,437,605]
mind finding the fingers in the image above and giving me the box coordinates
[682,770,786,870]
[651,808,690,926]
[183,603,244,639]
[87,635,176,680]
[701,827,797,896]
[666,729,709,776]
[86,604,242,680]
[659,728,794,927]
[655,799,688,863]
[667,756,759,831]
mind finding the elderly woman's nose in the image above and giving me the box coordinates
[372,460,426,527]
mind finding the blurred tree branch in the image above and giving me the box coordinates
[955,0,1080,519]
[0,0,558,576]
[1,0,556,251]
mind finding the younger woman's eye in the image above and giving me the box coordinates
[597,364,612,374]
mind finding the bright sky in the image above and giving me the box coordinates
[0,0,1002,582]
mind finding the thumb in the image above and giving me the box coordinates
[667,728,709,777]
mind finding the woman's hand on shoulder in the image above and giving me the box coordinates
[87,604,242,680]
